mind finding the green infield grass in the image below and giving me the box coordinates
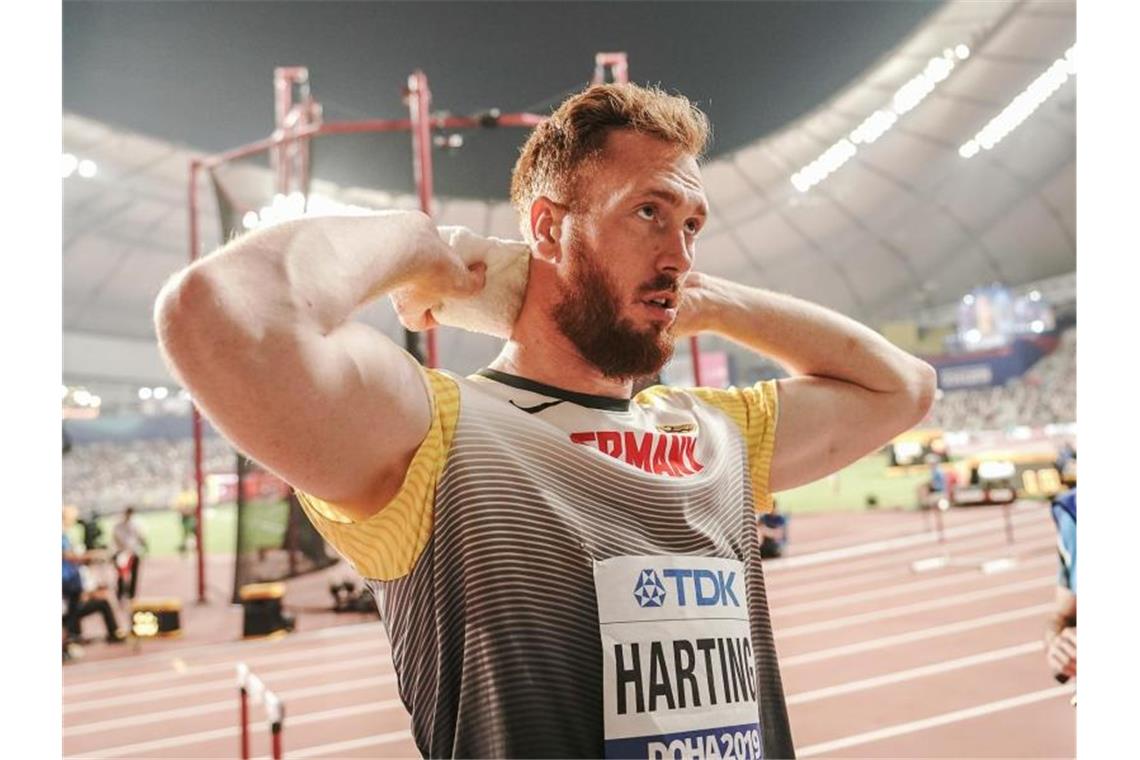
[67,499,290,557]
[774,452,928,513]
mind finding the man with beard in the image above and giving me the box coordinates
[156,83,935,759]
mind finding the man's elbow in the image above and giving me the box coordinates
[154,265,223,377]
[903,359,938,426]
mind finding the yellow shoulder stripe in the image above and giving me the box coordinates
[296,368,460,580]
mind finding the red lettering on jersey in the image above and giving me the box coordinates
[681,435,704,473]
[650,434,678,476]
[624,431,653,472]
[597,431,622,459]
[667,434,693,475]
[569,430,703,477]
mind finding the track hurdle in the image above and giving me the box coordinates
[237,662,285,759]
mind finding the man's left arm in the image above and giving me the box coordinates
[679,273,937,492]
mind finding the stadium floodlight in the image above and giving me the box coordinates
[90,395,102,408]
[959,44,1075,159]
[138,387,153,400]
[77,159,97,179]
[791,43,970,192]
[1031,320,1045,333]
[73,390,91,406]
[62,153,78,179]
[153,386,169,400]
[849,110,898,146]
[1029,290,1042,301]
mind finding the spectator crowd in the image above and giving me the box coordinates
[926,328,1075,432]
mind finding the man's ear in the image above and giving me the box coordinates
[529,196,565,263]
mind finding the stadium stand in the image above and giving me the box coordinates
[926,328,1075,431]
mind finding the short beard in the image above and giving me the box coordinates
[551,236,676,381]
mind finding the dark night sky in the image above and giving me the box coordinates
[63,1,941,199]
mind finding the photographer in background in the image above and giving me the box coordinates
[112,506,148,601]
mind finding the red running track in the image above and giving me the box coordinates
[63,502,1074,758]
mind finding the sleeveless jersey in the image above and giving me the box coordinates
[298,363,795,758]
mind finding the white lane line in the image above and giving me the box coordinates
[796,684,1075,757]
[275,728,416,759]
[64,637,389,696]
[765,510,1049,573]
[65,672,400,736]
[776,576,1052,638]
[68,700,398,758]
[62,618,381,679]
[781,603,1053,667]
[786,641,1042,705]
[65,651,393,714]
[767,521,1055,591]
[785,505,1025,555]
[776,553,1054,617]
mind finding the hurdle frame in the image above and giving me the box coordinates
[185,53,706,602]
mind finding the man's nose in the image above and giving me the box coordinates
[657,229,694,276]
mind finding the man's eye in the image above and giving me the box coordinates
[685,219,702,234]
[636,206,657,221]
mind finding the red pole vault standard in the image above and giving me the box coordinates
[188,158,207,604]
[406,69,438,368]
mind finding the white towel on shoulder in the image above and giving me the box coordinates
[431,225,530,339]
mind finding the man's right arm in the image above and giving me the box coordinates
[154,211,484,522]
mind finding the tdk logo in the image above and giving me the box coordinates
[633,567,740,608]
[633,569,667,608]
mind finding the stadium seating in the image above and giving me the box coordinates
[925,328,1075,431]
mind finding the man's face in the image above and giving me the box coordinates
[550,131,708,381]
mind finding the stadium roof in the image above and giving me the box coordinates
[63,0,1075,401]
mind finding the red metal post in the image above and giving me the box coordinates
[188,159,207,604]
[407,69,438,368]
[271,722,283,760]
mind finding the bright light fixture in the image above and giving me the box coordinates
[73,390,91,406]
[153,386,169,400]
[77,159,97,178]
[959,44,1075,158]
[1030,320,1045,333]
[62,153,78,178]
[138,387,153,400]
[791,43,970,192]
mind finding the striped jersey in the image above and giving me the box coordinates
[298,363,795,758]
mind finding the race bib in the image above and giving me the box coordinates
[595,555,763,760]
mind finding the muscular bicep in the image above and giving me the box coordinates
[157,273,432,521]
[769,375,925,493]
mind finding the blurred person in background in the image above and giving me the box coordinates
[63,506,126,646]
[1045,488,1076,683]
[758,499,788,559]
[176,486,197,556]
[112,506,148,601]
